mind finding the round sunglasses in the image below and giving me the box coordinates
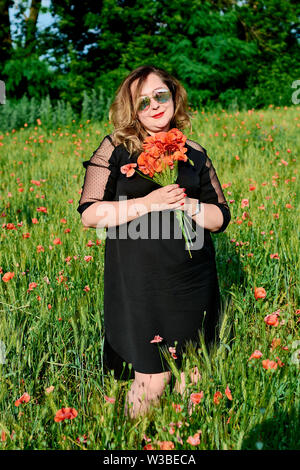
[137,89,172,112]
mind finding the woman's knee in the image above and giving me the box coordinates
[135,371,171,400]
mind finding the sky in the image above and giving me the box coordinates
[9,0,55,40]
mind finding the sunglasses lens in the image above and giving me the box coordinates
[138,97,150,111]
[137,90,171,111]
[155,90,171,103]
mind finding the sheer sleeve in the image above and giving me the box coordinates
[77,134,117,215]
[187,139,231,233]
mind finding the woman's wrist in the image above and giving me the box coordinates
[186,197,200,217]
[132,196,150,217]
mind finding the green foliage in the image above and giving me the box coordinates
[1,0,299,112]
[81,88,112,122]
[2,52,59,100]
[0,95,72,131]
[0,88,115,132]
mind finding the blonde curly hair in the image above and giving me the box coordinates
[109,65,192,157]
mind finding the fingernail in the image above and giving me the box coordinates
[183,188,186,191]
[177,184,180,187]
[184,194,187,197]
[180,202,184,205]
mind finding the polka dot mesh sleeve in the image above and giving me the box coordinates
[187,139,231,233]
[77,134,117,215]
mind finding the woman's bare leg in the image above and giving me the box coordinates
[125,370,172,419]
[174,366,201,397]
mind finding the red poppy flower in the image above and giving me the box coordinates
[36,207,47,213]
[262,359,278,370]
[120,163,137,177]
[104,395,115,404]
[254,287,267,300]
[150,335,163,343]
[143,444,154,450]
[168,346,177,359]
[158,441,175,450]
[190,392,204,404]
[248,350,263,360]
[54,407,78,422]
[15,392,30,407]
[225,385,232,400]
[27,282,38,291]
[264,313,279,327]
[2,272,15,282]
[6,223,17,230]
[137,128,188,177]
[213,391,223,405]
[187,432,201,446]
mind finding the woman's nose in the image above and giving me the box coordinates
[149,97,159,109]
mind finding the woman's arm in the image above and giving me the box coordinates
[81,197,149,229]
[183,198,224,232]
[78,134,149,228]
[182,141,231,233]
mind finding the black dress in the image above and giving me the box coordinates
[77,134,231,380]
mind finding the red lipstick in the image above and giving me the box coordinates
[152,112,164,119]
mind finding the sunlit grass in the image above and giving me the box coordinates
[0,105,299,450]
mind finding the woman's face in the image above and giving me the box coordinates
[130,73,174,136]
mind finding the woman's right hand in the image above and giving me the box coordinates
[142,184,186,212]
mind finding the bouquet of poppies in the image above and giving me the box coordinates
[121,128,197,258]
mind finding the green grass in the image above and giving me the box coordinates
[0,105,299,450]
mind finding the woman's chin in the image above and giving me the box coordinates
[146,121,171,134]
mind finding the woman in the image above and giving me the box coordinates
[77,65,231,419]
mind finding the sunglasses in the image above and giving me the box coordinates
[136,88,172,112]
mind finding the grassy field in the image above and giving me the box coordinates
[0,105,299,450]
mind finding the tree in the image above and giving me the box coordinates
[0,0,13,63]
[1,1,59,100]
[25,0,42,50]
[2,0,299,108]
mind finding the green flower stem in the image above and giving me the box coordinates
[175,210,193,259]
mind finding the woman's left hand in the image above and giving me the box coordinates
[178,196,198,217]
